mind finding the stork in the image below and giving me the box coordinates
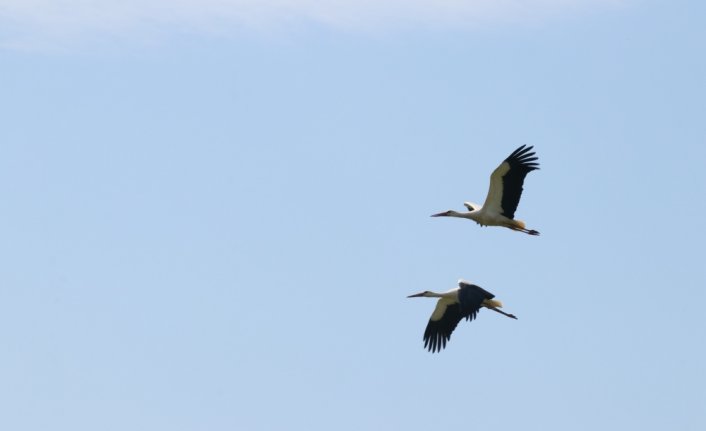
[431,145,540,235]
[408,280,517,353]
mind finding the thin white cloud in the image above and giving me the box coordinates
[0,0,627,49]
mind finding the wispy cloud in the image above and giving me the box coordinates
[0,0,626,49]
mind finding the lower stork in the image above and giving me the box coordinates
[408,280,517,353]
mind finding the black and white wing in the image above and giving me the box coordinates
[482,145,540,219]
[422,299,464,353]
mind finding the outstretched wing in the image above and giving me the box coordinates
[463,201,480,211]
[482,145,540,219]
[422,299,464,353]
[457,280,495,322]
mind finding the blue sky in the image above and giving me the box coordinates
[1,0,705,430]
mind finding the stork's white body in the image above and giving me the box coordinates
[427,290,503,320]
[454,207,513,229]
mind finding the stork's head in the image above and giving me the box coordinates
[430,210,454,217]
[407,291,432,298]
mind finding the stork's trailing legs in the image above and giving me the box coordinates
[510,226,540,236]
[487,307,518,320]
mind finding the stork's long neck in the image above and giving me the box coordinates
[449,210,480,221]
[426,290,458,299]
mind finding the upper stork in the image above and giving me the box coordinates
[432,145,540,235]
[408,280,517,353]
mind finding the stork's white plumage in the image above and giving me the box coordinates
[408,280,517,353]
[432,145,540,235]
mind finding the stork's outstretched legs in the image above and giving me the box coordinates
[488,307,518,320]
[509,226,540,236]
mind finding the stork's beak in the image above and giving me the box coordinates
[430,211,447,217]
[407,292,426,298]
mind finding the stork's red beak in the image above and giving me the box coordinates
[407,292,426,298]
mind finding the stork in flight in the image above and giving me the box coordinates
[432,145,540,235]
[408,280,517,353]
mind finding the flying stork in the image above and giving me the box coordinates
[408,280,517,353]
[431,145,540,235]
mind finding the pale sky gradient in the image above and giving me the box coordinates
[1,1,705,430]
[1,0,625,48]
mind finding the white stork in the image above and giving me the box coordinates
[431,145,540,235]
[408,280,517,353]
